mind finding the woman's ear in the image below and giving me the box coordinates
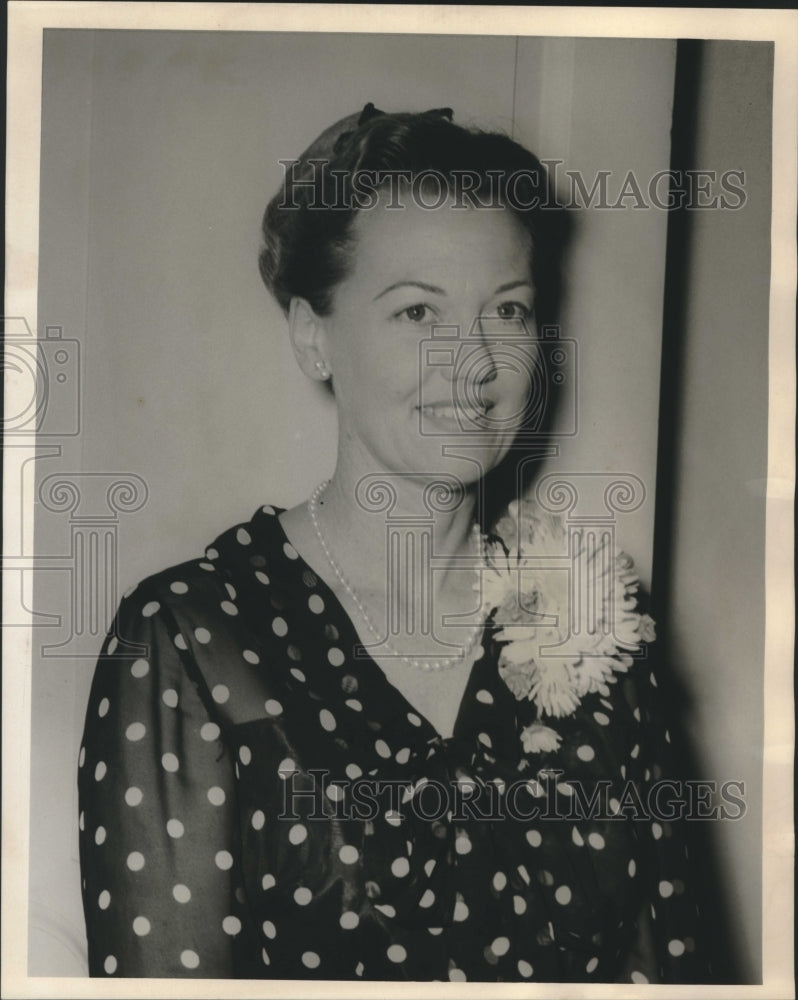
[287,298,332,382]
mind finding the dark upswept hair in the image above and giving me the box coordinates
[258,104,565,326]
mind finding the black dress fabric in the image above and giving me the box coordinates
[78,504,706,981]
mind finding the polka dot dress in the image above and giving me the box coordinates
[78,505,707,981]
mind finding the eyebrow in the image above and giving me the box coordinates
[373,278,534,301]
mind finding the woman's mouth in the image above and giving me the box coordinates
[417,401,494,425]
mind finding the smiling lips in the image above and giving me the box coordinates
[418,402,493,422]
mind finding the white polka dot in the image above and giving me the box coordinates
[125,722,146,742]
[375,739,391,759]
[449,968,467,982]
[262,948,271,966]
[555,885,572,905]
[79,811,85,830]
[194,627,211,644]
[391,857,410,878]
[339,844,359,865]
[103,955,117,975]
[513,894,527,915]
[301,951,320,969]
[162,689,178,708]
[236,527,251,545]
[131,659,149,678]
[180,950,199,969]
[278,758,297,779]
[319,709,336,732]
[491,936,510,956]
[577,744,595,761]
[593,711,610,726]
[374,903,396,918]
[166,818,184,838]
[326,783,344,802]
[126,851,145,871]
[93,761,107,782]
[308,594,325,614]
[586,956,599,973]
[476,688,494,704]
[478,732,492,748]
[98,697,110,718]
[262,919,277,938]
[200,722,220,741]
[255,571,269,585]
[346,763,363,780]
[526,829,542,847]
[206,547,219,559]
[251,810,265,830]
[124,787,143,807]
[173,884,191,903]
[652,822,663,840]
[420,889,435,908]
[293,887,312,906]
[493,871,507,891]
[170,581,188,594]
[454,899,469,922]
[211,685,229,704]
[668,939,686,957]
[98,890,111,909]
[407,712,422,727]
[265,699,282,716]
[243,649,260,664]
[659,880,674,898]
[208,785,225,804]
[289,824,307,845]
[387,944,407,964]
[628,859,637,877]
[161,753,179,772]
[455,834,472,855]
[283,542,299,560]
[261,874,276,891]
[631,970,649,983]
[94,825,107,845]
[222,915,241,936]
[588,832,606,850]
[141,601,160,618]
[290,667,306,682]
[518,959,534,977]
[340,911,359,930]
[174,634,188,650]
[345,699,363,712]
[132,916,150,936]
[221,600,238,616]
[78,746,86,768]
[272,617,288,636]
[327,647,344,666]
[215,850,233,870]
[239,745,252,765]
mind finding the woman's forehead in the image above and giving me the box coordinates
[349,197,533,279]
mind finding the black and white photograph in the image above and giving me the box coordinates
[3,3,795,996]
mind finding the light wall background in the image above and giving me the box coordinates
[28,30,769,981]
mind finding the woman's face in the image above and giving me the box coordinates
[313,194,539,487]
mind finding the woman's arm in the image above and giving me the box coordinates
[77,584,260,978]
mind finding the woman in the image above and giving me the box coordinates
[78,104,706,981]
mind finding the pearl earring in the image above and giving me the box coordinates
[315,360,330,380]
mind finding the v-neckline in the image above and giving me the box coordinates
[268,505,489,744]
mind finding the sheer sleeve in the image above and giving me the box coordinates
[77,584,260,978]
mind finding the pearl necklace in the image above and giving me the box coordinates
[308,481,490,671]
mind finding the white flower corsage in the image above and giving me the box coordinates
[483,500,656,753]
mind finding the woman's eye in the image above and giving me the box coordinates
[495,302,532,321]
[398,304,431,323]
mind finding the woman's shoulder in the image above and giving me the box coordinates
[118,503,288,614]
